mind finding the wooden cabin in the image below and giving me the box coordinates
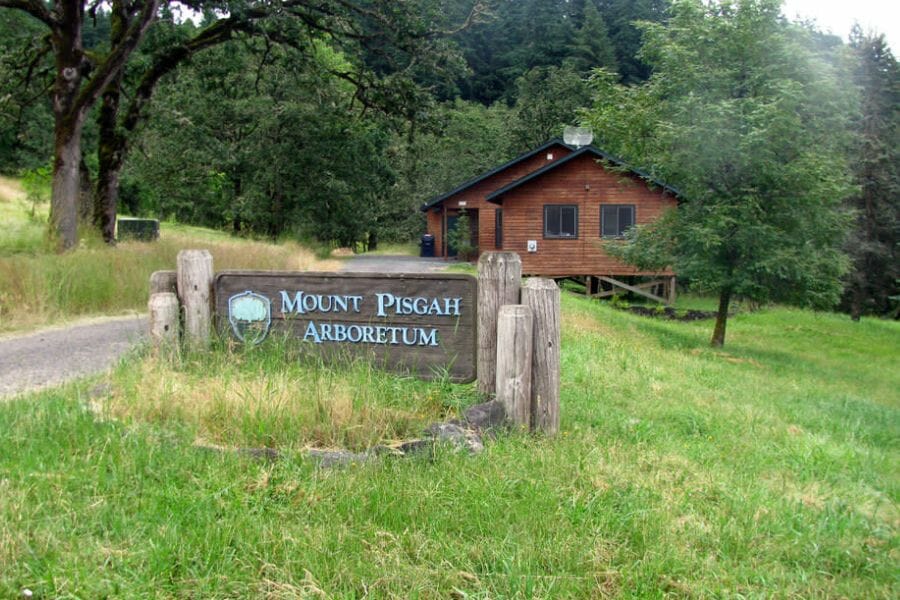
[422,139,680,303]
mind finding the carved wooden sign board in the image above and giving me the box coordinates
[214,271,477,382]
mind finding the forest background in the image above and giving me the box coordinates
[0,0,896,318]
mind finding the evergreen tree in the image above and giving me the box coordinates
[604,0,670,84]
[842,27,900,318]
[570,1,618,74]
[511,65,591,150]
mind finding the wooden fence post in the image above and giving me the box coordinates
[495,304,533,428]
[150,270,177,295]
[477,251,522,396]
[522,278,561,435]
[148,292,179,348]
[176,249,214,349]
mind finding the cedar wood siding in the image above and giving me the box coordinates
[495,152,677,276]
[425,143,573,257]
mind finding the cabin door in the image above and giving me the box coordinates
[446,210,479,258]
[446,215,459,257]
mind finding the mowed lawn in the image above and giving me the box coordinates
[0,296,897,598]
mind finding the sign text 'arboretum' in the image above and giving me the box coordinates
[215,272,476,381]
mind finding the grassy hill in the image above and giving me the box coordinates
[0,175,340,333]
[0,289,896,596]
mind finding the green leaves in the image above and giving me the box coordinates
[587,0,857,344]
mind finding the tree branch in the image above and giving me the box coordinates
[120,15,259,134]
[0,0,55,28]
[74,0,161,115]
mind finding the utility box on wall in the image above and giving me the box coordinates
[527,240,537,253]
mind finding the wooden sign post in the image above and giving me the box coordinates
[214,271,477,382]
[477,252,522,396]
[150,249,562,435]
[177,250,214,349]
[495,304,533,428]
[522,278,560,435]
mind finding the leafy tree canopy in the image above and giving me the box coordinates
[586,0,856,346]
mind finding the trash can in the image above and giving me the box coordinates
[419,233,435,258]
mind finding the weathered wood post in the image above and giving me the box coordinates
[148,292,179,348]
[495,304,533,428]
[149,270,177,295]
[477,251,522,396]
[522,278,561,435]
[176,249,214,349]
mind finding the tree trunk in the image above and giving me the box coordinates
[96,77,125,245]
[50,117,84,251]
[78,157,93,225]
[47,0,159,250]
[232,177,242,234]
[49,0,86,252]
[850,283,863,322]
[93,3,128,245]
[710,288,732,347]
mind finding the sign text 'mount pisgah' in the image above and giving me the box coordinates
[214,272,477,382]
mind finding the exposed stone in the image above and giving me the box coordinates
[238,447,280,462]
[192,410,493,469]
[194,444,280,462]
[305,448,371,468]
[462,400,506,431]
[376,439,434,456]
[424,422,484,454]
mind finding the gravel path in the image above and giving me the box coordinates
[0,314,147,399]
[340,255,451,274]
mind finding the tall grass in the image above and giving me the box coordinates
[0,227,340,333]
[0,175,341,331]
[0,174,47,255]
[106,336,472,451]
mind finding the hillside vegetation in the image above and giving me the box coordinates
[0,176,340,333]
[0,295,896,597]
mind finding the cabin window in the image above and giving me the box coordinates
[494,209,503,249]
[601,204,635,238]
[544,205,578,238]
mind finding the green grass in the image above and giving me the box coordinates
[103,336,476,451]
[0,174,49,254]
[1,298,897,597]
[0,176,341,333]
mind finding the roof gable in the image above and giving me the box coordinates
[420,139,574,211]
[485,145,681,203]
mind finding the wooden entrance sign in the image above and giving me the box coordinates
[214,271,477,382]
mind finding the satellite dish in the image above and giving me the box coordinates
[563,126,594,148]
